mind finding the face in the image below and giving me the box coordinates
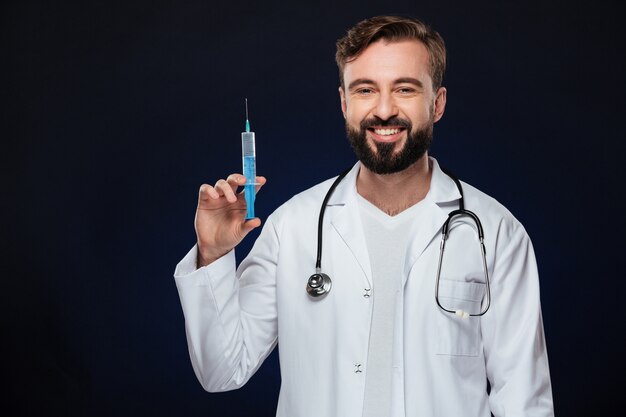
[339,39,447,174]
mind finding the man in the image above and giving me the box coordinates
[174,15,554,417]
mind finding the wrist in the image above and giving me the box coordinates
[196,246,225,268]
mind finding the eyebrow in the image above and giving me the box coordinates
[347,78,376,90]
[395,77,424,88]
[347,77,424,90]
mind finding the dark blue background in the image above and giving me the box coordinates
[4,0,625,416]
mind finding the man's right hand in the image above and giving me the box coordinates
[195,174,267,268]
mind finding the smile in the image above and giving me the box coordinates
[367,126,406,142]
[373,128,401,135]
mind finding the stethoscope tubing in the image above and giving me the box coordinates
[314,167,352,272]
[435,210,491,317]
[308,166,491,317]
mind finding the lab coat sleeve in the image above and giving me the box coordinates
[481,220,554,416]
[174,215,280,392]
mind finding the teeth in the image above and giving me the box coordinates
[373,128,401,136]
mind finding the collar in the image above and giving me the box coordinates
[326,156,462,207]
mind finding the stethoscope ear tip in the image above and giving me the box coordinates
[455,310,470,319]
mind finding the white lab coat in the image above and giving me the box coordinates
[174,158,554,417]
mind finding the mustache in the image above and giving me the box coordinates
[360,117,412,130]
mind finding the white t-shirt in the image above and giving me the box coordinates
[358,195,423,417]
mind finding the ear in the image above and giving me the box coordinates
[339,86,347,119]
[433,87,447,123]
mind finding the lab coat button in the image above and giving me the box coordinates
[363,288,371,298]
[354,363,362,373]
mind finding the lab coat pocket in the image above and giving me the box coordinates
[435,279,486,357]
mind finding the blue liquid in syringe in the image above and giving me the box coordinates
[243,155,256,219]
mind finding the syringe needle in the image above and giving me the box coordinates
[245,98,250,133]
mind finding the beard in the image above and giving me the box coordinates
[346,116,433,175]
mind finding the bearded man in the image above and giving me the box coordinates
[174,15,554,417]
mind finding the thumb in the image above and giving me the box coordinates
[239,217,262,237]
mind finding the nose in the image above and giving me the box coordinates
[372,92,398,121]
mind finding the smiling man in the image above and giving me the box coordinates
[175,16,554,417]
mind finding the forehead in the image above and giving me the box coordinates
[343,39,432,87]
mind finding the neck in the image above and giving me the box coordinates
[356,154,432,216]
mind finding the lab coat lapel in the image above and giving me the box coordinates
[402,200,448,285]
[328,164,373,287]
[403,158,462,285]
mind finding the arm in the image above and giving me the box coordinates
[174,216,280,392]
[481,221,554,416]
[173,173,277,392]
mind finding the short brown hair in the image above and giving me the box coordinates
[335,15,446,90]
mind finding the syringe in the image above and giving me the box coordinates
[242,98,256,220]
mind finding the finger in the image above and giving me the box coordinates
[215,179,238,202]
[254,176,267,193]
[226,173,246,189]
[240,217,262,236]
[198,184,219,201]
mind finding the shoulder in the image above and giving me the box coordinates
[459,180,529,242]
[287,177,338,209]
[267,176,339,230]
[460,181,515,219]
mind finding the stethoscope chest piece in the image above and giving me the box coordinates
[307,271,332,298]
[306,167,352,299]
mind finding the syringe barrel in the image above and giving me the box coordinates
[242,132,256,184]
[242,132,255,158]
[241,131,256,219]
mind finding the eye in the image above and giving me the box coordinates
[355,87,374,95]
[397,87,416,94]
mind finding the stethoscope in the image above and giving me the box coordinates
[306,167,491,318]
